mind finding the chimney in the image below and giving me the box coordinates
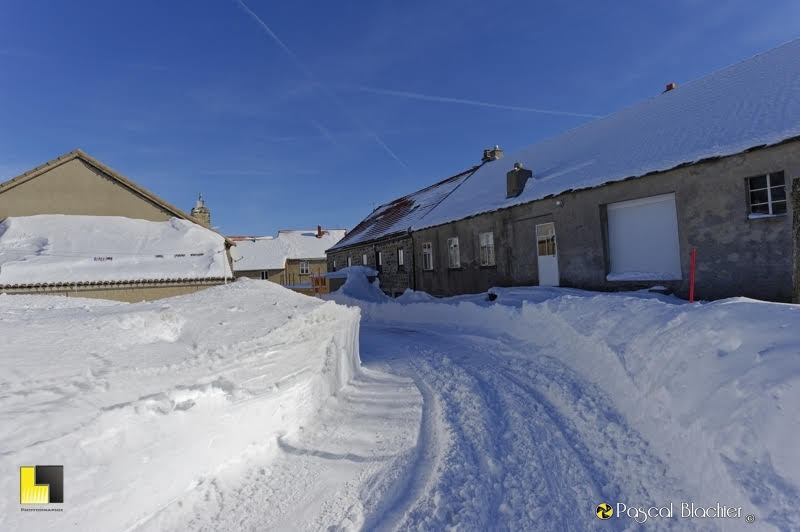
[482,145,504,163]
[506,162,532,198]
[664,82,677,93]
[316,225,323,238]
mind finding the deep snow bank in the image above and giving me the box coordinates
[327,266,388,303]
[0,214,231,284]
[0,279,361,531]
[331,273,800,528]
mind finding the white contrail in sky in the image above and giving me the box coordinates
[232,0,410,171]
[346,85,603,119]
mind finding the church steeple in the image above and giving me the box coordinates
[190,193,211,228]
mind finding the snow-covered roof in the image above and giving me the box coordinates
[0,150,233,246]
[233,229,346,271]
[328,166,479,251]
[417,39,800,229]
[0,215,231,286]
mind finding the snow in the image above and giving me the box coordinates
[327,168,477,251]
[0,215,231,285]
[4,265,799,530]
[748,213,786,220]
[232,229,345,271]
[0,279,372,531]
[395,287,438,303]
[324,265,378,279]
[418,39,800,229]
[331,267,389,303]
[328,269,800,530]
[606,271,682,281]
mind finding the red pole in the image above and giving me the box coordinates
[689,248,696,303]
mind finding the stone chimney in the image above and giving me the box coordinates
[482,145,504,163]
[190,193,211,228]
[506,162,532,198]
[316,225,323,238]
[664,82,677,93]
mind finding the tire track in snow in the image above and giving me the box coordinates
[360,374,445,531]
[361,324,710,531]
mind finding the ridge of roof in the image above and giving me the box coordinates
[277,228,347,234]
[415,38,800,231]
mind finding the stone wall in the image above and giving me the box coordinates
[412,140,800,302]
[1,279,224,302]
[327,235,414,296]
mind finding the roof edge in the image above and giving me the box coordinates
[0,277,229,290]
[0,149,234,247]
[413,135,800,233]
[326,230,411,253]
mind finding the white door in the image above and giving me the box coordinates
[606,193,681,280]
[536,222,559,286]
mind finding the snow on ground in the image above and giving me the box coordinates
[324,265,379,279]
[329,274,800,531]
[1,279,419,531]
[0,215,231,285]
[4,270,799,531]
[327,266,388,304]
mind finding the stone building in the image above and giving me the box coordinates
[0,149,234,302]
[232,227,345,295]
[332,39,800,302]
[325,161,488,296]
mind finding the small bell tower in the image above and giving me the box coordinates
[191,193,211,228]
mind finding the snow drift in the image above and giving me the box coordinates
[0,215,231,285]
[0,279,361,531]
[330,270,800,529]
[327,266,387,303]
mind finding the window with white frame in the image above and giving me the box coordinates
[397,248,404,267]
[748,171,786,217]
[422,242,433,270]
[447,237,460,268]
[362,253,368,265]
[300,260,310,274]
[260,271,268,280]
[332,259,336,271]
[479,232,495,266]
[347,256,352,267]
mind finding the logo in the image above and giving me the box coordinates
[596,503,613,519]
[20,466,63,504]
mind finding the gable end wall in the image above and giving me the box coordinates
[0,159,175,221]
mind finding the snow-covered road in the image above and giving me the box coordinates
[325,280,800,531]
[359,322,686,531]
[3,279,798,531]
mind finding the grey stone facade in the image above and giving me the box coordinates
[793,177,800,303]
[327,235,414,296]
[412,140,800,302]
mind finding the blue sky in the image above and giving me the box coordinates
[1,1,798,236]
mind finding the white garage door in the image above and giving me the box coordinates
[606,193,682,281]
